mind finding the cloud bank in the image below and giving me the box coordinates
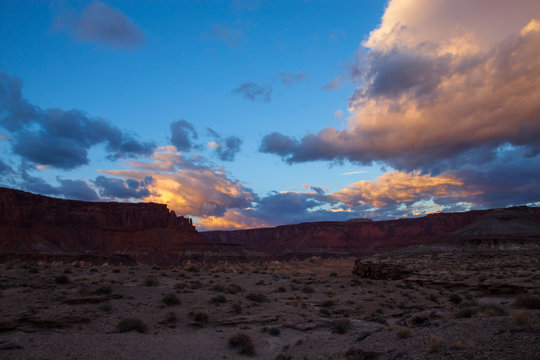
[261,0,540,172]
[0,71,155,170]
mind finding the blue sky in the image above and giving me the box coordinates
[1,0,539,229]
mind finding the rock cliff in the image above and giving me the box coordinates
[0,187,211,264]
[203,210,496,256]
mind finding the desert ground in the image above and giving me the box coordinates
[1,249,539,359]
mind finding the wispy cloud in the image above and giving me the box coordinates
[340,170,367,176]
[54,1,145,49]
[232,82,272,102]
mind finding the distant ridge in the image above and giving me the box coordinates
[203,207,540,256]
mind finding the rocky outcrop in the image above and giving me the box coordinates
[203,210,494,256]
[0,187,211,264]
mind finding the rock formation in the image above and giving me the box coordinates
[0,187,218,264]
[202,209,495,256]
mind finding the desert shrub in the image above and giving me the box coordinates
[427,336,445,353]
[302,286,315,294]
[210,295,227,305]
[159,312,178,327]
[231,302,242,314]
[212,284,225,292]
[396,327,411,339]
[319,308,331,316]
[93,285,112,295]
[331,319,351,334]
[190,280,203,290]
[143,275,159,287]
[448,293,463,305]
[112,268,121,273]
[192,310,209,324]
[276,286,287,293]
[228,332,255,356]
[99,303,112,312]
[512,309,529,325]
[255,280,265,286]
[246,292,267,303]
[454,307,476,319]
[268,327,280,336]
[54,275,70,284]
[185,265,199,272]
[329,272,338,277]
[162,293,181,306]
[515,295,540,309]
[477,303,507,317]
[226,283,242,294]
[117,318,147,333]
[63,268,73,274]
[29,267,38,274]
[322,300,335,307]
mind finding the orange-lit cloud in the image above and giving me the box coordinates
[101,146,256,221]
[260,0,540,171]
[331,170,477,208]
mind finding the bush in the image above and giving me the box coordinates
[322,300,335,307]
[449,293,463,305]
[210,295,227,305]
[143,275,159,287]
[331,319,351,334]
[117,318,147,333]
[396,327,411,339]
[515,295,540,309]
[512,309,529,325]
[192,310,209,324]
[302,286,315,294]
[93,285,112,295]
[427,336,445,353]
[54,275,70,284]
[162,293,181,306]
[227,283,242,294]
[231,302,242,314]
[229,332,256,356]
[246,292,268,303]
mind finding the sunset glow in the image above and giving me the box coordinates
[1,0,539,229]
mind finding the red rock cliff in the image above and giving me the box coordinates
[0,187,208,262]
[202,210,495,256]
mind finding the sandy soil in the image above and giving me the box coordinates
[0,249,539,359]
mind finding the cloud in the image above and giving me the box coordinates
[232,82,272,102]
[202,25,244,47]
[322,77,341,90]
[261,0,540,173]
[0,71,155,169]
[94,175,151,199]
[334,110,344,119]
[170,119,198,152]
[280,72,308,85]
[101,146,256,220]
[55,1,145,49]
[207,129,242,161]
[56,179,100,201]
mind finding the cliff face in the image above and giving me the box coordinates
[0,187,209,263]
[202,210,495,256]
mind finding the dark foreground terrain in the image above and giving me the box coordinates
[1,248,539,359]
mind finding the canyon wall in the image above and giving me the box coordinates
[0,187,212,263]
[202,210,495,256]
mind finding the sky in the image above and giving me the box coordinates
[1,0,539,230]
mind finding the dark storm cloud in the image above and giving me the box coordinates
[280,72,307,85]
[0,159,14,175]
[0,71,155,169]
[55,1,145,49]
[169,119,198,152]
[207,128,242,161]
[232,82,272,102]
[94,175,151,199]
